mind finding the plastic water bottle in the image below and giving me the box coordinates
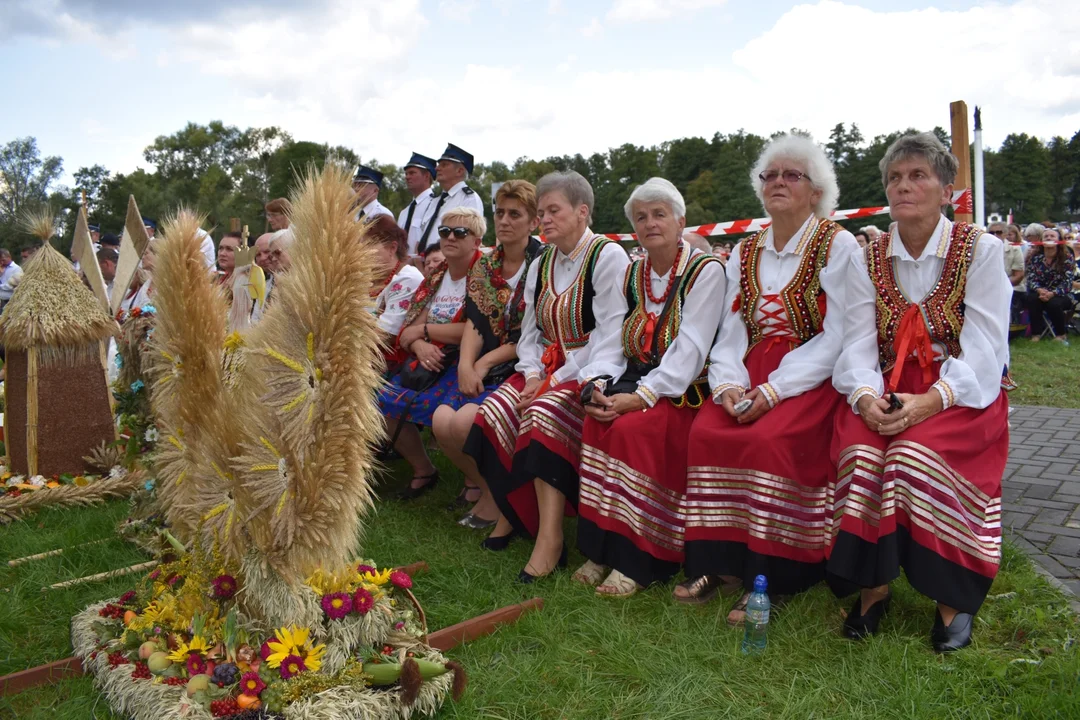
[740,574,770,655]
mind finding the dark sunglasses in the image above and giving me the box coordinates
[759,170,810,184]
[437,226,471,239]
[989,230,1005,236]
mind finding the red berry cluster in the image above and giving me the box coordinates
[118,590,137,605]
[99,604,126,619]
[210,697,241,717]
[131,663,151,680]
[107,652,130,667]
[164,676,187,686]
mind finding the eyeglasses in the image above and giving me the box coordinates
[989,230,1005,236]
[759,170,811,185]
[438,226,471,239]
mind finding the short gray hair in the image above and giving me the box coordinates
[624,177,686,224]
[879,132,959,188]
[270,228,295,251]
[536,171,594,223]
[684,231,712,254]
[1023,223,1045,240]
[750,133,840,218]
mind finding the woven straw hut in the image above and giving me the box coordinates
[0,241,119,476]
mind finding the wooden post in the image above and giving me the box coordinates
[25,347,38,477]
[949,100,973,224]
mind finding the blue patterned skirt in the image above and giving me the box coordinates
[379,366,497,427]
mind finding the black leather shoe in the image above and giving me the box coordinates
[446,485,482,511]
[481,530,520,551]
[396,471,439,500]
[458,512,497,530]
[517,545,568,584]
[931,609,974,653]
[843,592,891,640]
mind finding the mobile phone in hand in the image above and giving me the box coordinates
[886,393,904,414]
[734,398,753,415]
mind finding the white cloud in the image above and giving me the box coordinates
[581,16,603,37]
[548,0,564,14]
[438,0,478,20]
[607,0,727,23]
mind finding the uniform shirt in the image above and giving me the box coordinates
[515,229,630,385]
[356,198,394,224]
[398,189,438,257]
[709,215,858,403]
[834,216,1010,411]
[416,180,485,254]
[375,264,425,336]
[579,244,726,406]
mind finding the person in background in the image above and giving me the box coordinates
[853,230,870,248]
[861,225,883,244]
[367,215,425,367]
[681,134,857,620]
[1025,227,1075,344]
[398,152,439,257]
[574,178,725,597]
[415,143,486,257]
[269,228,295,273]
[684,231,713,256]
[436,180,544,529]
[828,132,1010,653]
[352,165,394,224]
[423,247,446,277]
[89,223,101,245]
[0,248,23,309]
[1022,223,1044,260]
[100,233,121,250]
[97,246,118,298]
[991,222,1026,322]
[265,198,292,231]
[20,245,38,263]
[217,231,242,287]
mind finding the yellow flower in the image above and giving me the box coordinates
[167,634,212,663]
[73,476,89,487]
[303,642,326,673]
[265,625,310,668]
[357,568,392,587]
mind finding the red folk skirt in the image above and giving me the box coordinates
[825,361,1008,614]
[577,401,697,587]
[464,374,583,537]
[683,342,841,595]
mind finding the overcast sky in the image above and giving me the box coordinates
[2,0,1078,182]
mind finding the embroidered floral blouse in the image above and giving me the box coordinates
[1025,250,1075,297]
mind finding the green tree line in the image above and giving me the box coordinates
[1,120,1078,255]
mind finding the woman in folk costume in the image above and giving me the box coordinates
[379,207,486,499]
[463,171,629,582]
[573,178,725,597]
[432,181,544,529]
[680,134,858,623]
[827,133,1011,652]
[366,215,424,371]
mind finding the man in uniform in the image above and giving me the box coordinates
[397,152,438,257]
[352,165,394,224]
[415,143,485,257]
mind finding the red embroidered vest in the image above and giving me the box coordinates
[867,221,981,373]
[534,235,611,353]
[738,217,841,348]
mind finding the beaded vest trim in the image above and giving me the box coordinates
[867,221,981,373]
[534,235,611,351]
[620,251,718,408]
[738,217,842,348]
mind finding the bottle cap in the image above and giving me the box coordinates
[753,575,767,593]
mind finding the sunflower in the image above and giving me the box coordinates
[357,568,392,587]
[166,634,212,663]
[264,626,310,667]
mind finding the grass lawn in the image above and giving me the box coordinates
[1,337,1079,718]
[1008,335,1080,408]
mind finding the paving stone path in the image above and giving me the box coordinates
[1003,405,1080,599]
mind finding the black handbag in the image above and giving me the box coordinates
[398,345,460,392]
[484,359,517,387]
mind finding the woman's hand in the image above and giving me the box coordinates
[584,388,618,423]
[399,324,424,352]
[856,395,892,433]
[718,388,743,417]
[609,393,646,416]
[515,376,544,412]
[457,362,485,398]
[875,391,943,436]
[413,341,444,372]
[1037,288,1052,302]
[736,387,774,425]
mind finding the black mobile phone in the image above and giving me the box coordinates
[886,393,904,414]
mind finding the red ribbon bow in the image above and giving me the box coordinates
[888,304,934,392]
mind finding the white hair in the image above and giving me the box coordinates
[750,134,840,218]
[684,230,712,255]
[270,228,295,251]
[624,177,686,223]
[1022,223,1045,240]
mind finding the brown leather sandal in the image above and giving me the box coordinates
[674,575,725,605]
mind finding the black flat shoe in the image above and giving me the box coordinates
[481,530,520,551]
[931,609,974,653]
[446,485,482,511]
[843,592,891,640]
[517,545,568,584]
[397,471,439,500]
[458,512,497,530]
